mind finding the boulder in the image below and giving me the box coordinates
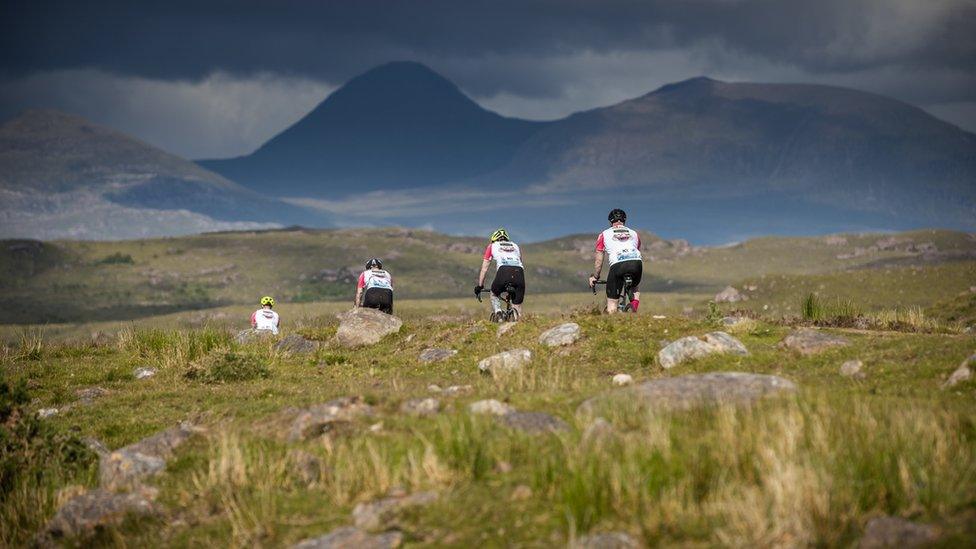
[478,349,532,375]
[335,308,402,347]
[286,397,374,442]
[941,353,973,389]
[292,527,403,549]
[574,532,642,549]
[714,286,742,303]
[840,360,866,379]
[657,332,748,369]
[419,348,457,363]
[578,372,797,416]
[859,516,938,548]
[39,489,158,543]
[399,398,440,416]
[539,323,581,347]
[275,334,317,354]
[99,422,198,490]
[780,329,850,355]
[469,399,514,416]
[133,367,157,380]
[501,411,569,434]
[612,374,633,386]
[352,491,438,532]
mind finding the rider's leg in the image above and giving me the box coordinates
[490,294,503,313]
[606,298,617,314]
[631,290,641,312]
[513,303,523,317]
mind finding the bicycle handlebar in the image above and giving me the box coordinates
[591,279,606,294]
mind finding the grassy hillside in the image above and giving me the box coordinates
[2,309,974,546]
[2,228,974,325]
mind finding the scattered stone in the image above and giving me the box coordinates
[399,398,440,416]
[100,422,199,490]
[714,286,742,303]
[578,372,797,416]
[427,384,442,393]
[75,386,108,405]
[334,308,402,347]
[275,334,317,354]
[469,399,514,416]
[369,422,384,433]
[612,374,633,386]
[289,450,323,485]
[292,527,403,549]
[39,489,158,543]
[941,353,973,389]
[501,411,569,434]
[419,348,457,363]
[497,322,517,337]
[859,516,938,548]
[840,360,866,379]
[37,407,59,418]
[133,367,157,380]
[657,332,748,369]
[442,385,473,396]
[510,485,533,501]
[539,323,581,347]
[780,329,850,355]
[478,349,532,375]
[720,316,749,327]
[286,397,374,442]
[352,491,438,532]
[581,417,614,445]
[575,532,641,549]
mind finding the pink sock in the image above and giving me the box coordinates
[631,299,640,312]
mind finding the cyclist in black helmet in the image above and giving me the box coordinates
[356,258,394,314]
[588,209,643,314]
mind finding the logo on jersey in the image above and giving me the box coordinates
[499,243,517,252]
[261,312,275,318]
[612,229,632,241]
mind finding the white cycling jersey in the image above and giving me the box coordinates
[358,269,394,291]
[250,308,280,334]
[596,225,642,266]
[483,240,523,268]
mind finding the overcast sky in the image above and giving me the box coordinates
[2,0,974,158]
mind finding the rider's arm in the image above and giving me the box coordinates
[592,250,604,279]
[355,272,365,306]
[250,311,257,327]
[477,259,491,287]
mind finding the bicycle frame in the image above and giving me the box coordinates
[592,276,636,312]
[477,284,519,322]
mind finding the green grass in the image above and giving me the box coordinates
[2,307,975,546]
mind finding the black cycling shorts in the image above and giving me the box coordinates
[606,260,642,299]
[491,266,526,305]
[362,288,393,314]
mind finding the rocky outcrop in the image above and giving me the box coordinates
[780,329,850,355]
[478,349,532,375]
[942,353,973,389]
[657,332,748,369]
[282,397,374,442]
[500,411,569,434]
[99,422,199,490]
[859,516,938,548]
[352,491,438,531]
[539,323,581,347]
[419,348,457,363]
[335,308,402,347]
[38,490,159,545]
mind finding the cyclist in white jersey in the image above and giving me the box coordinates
[475,228,525,319]
[356,258,394,314]
[588,209,643,314]
[250,296,281,334]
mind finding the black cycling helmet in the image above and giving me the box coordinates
[608,208,627,223]
[365,258,383,269]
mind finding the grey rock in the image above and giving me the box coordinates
[75,386,108,405]
[578,372,797,416]
[612,373,633,386]
[287,397,374,442]
[780,329,850,355]
[419,348,457,363]
[840,360,866,379]
[236,328,274,344]
[539,323,581,347]
[657,332,748,369]
[39,489,158,543]
[575,532,642,549]
[275,334,317,354]
[859,516,938,548]
[469,399,514,416]
[941,353,974,389]
[99,422,198,490]
[399,397,440,416]
[714,286,742,303]
[292,527,403,549]
[133,367,157,380]
[335,308,402,347]
[501,411,570,434]
[478,349,532,375]
[37,407,59,418]
[352,491,438,532]
[442,384,473,396]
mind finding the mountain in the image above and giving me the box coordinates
[200,61,545,196]
[0,110,327,239]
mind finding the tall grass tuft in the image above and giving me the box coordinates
[801,293,862,324]
[16,329,45,361]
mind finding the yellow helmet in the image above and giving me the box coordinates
[260,296,275,307]
[489,228,509,242]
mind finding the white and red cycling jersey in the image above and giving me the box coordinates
[483,240,523,269]
[358,269,394,291]
[250,308,280,334]
[596,226,642,266]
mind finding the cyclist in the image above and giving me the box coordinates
[250,296,281,334]
[588,209,642,314]
[356,258,394,314]
[474,228,525,320]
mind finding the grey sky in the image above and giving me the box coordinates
[2,0,974,158]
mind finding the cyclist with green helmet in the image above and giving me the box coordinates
[475,228,525,319]
[250,296,280,334]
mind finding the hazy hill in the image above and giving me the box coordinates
[0,110,327,239]
[200,62,545,196]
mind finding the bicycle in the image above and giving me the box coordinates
[591,275,636,313]
[477,284,520,322]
